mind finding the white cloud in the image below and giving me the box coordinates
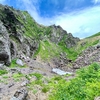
[53,6,100,38]
[92,0,100,4]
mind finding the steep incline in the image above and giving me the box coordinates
[0,4,79,66]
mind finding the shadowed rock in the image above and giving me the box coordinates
[0,52,10,65]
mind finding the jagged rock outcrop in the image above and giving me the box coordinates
[49,25,80,48]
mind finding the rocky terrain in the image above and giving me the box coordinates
[0,4,100,100]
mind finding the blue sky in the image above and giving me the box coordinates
[0,0,100,38]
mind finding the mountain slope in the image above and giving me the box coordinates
[0,4,79,66]
[0,4,100,100]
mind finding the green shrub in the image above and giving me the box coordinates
[42,86,50,93]
[49,63,100,100]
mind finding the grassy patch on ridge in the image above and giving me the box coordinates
[36,40,61,61]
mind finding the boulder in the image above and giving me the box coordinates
[16,59,24,66]
[10,88,29,100]
[52,68,73,75]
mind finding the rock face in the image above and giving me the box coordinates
[0,21,11,65]
[49,25,80,48]
[0,4,39,65]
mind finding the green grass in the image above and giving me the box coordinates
[12,73,23,78]
[42,86,50,93]
[16,11,46,39]
[33,89,38,94]
[45,27,52,36]
[52,76,63,81]
[12,72,24,82]
[26,65,100,99]
[49,63,100,100]
[0,70,8,75]
[29,72,43,80]
[2,75,9,79]
[9,59,17,68]
[27,73,43,89]
[36,40,61,61]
